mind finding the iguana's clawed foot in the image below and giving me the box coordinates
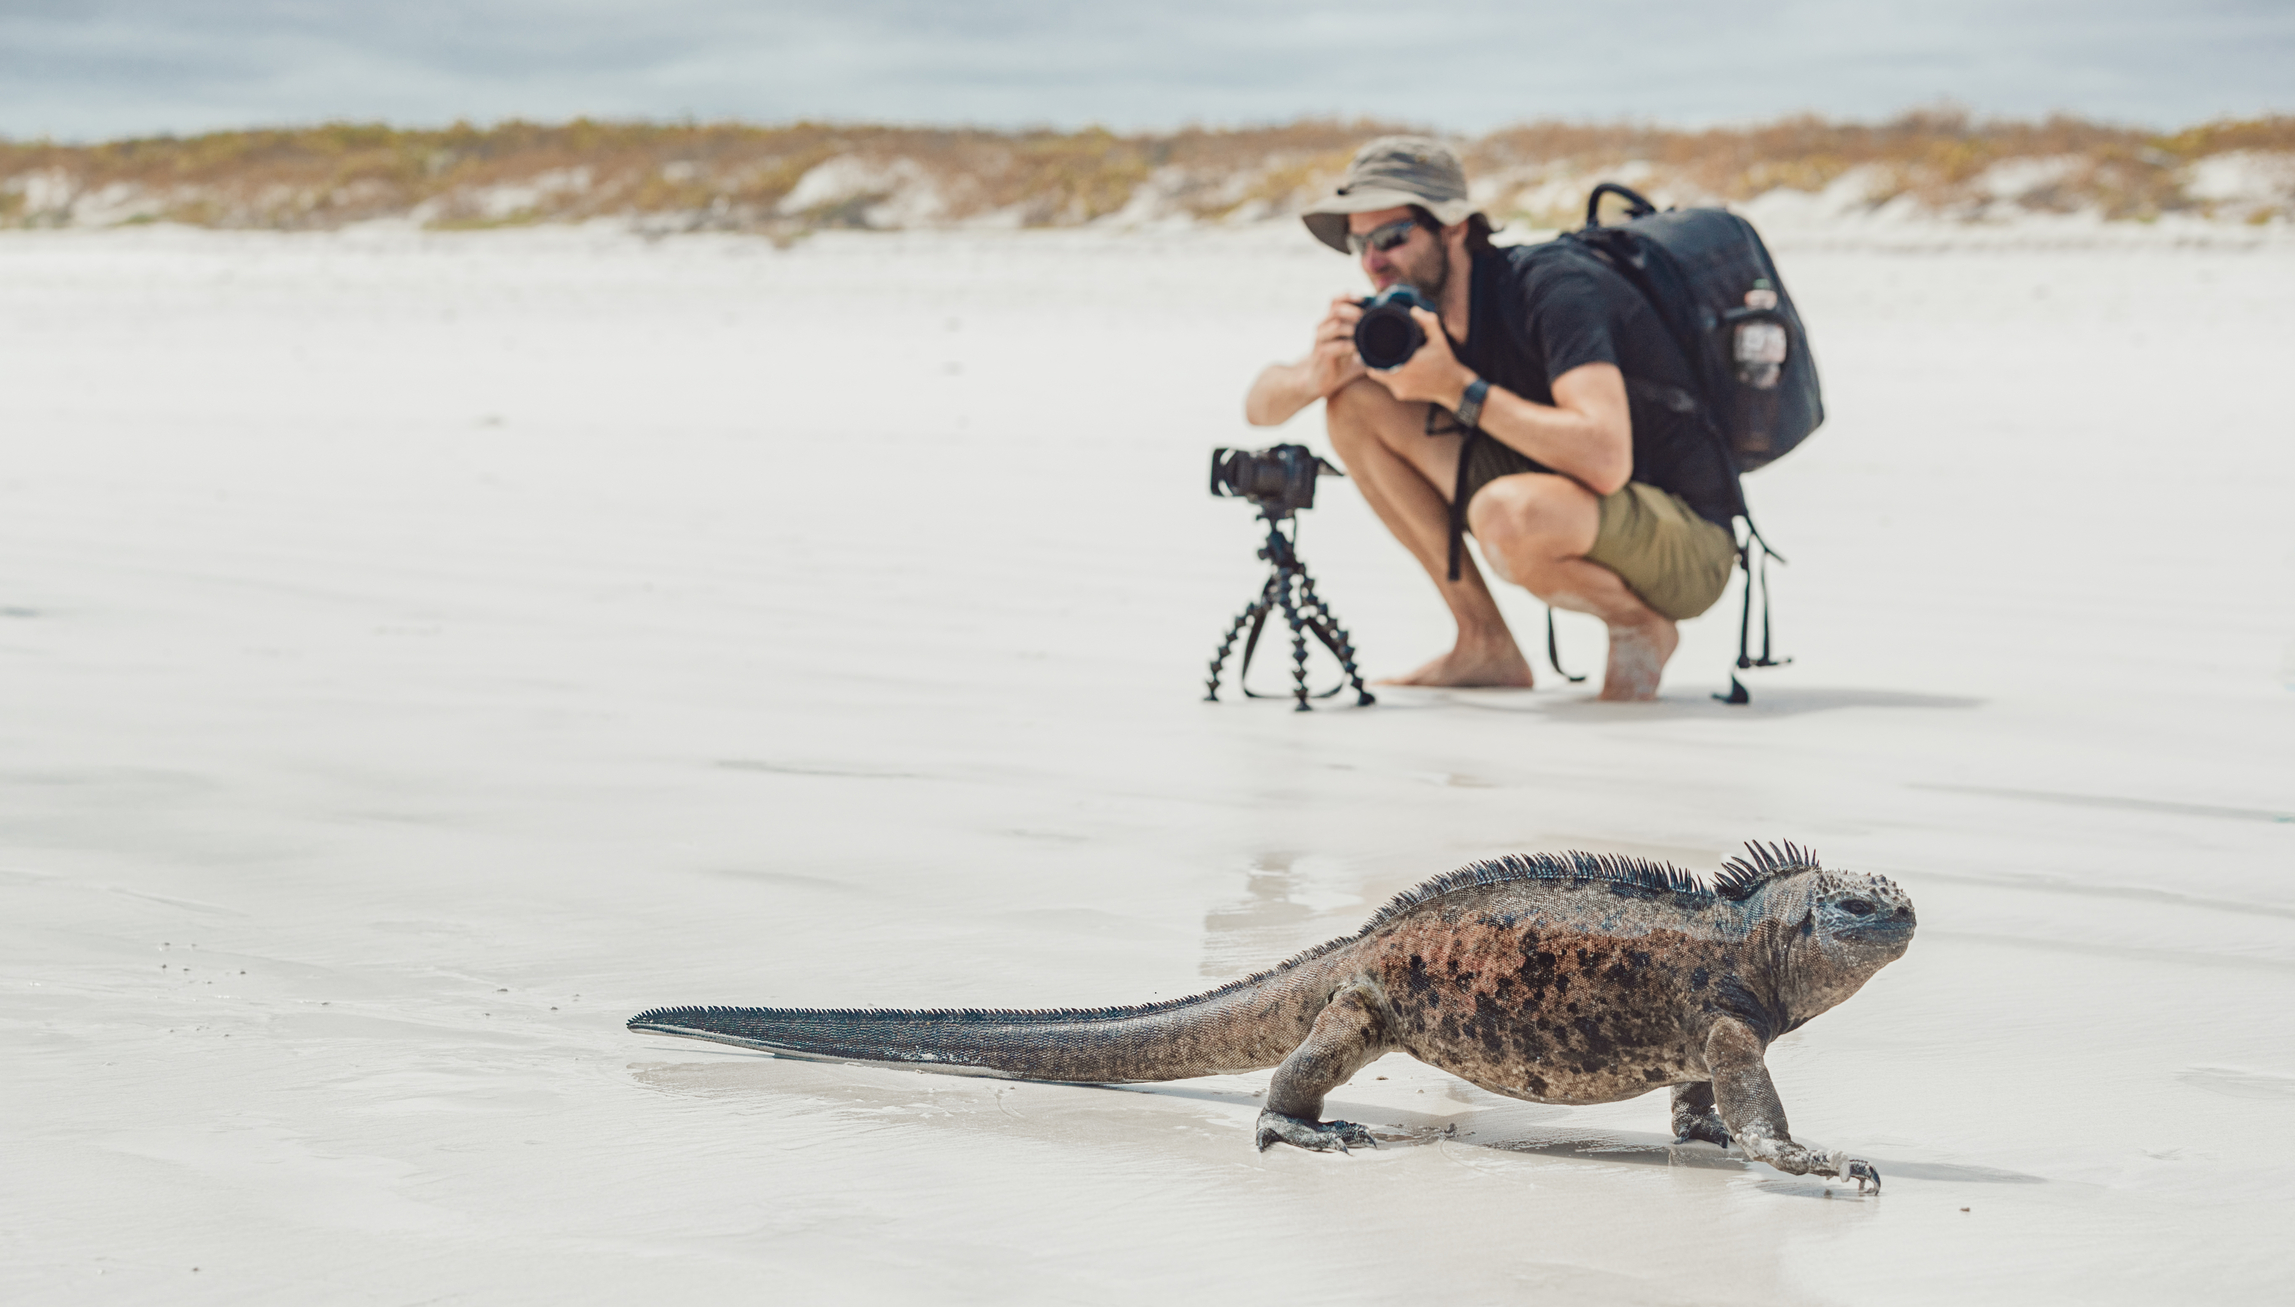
[1813,1149,1883,1194]
[1739,1139,1883,1194]
[1672,1111,1730,1149]
[1255,1109,1378,1154]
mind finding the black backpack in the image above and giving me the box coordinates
[1563,183,1822,473]
[1561,182,1820,701]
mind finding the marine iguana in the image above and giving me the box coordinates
[630,842,1912,1191]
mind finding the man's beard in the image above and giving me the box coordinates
[1394,244,1449,302]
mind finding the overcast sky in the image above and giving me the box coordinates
[3,0,2289,141]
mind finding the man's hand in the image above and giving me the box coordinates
[1355,313,1632,494]
[1364,306,1474,411]
[1303,295,1370,397]
[1242,294,1370,427]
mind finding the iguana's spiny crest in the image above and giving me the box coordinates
[1713,840,1916,948]
[1373,839,1906,921]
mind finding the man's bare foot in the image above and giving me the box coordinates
[1378,643,1536,688]
[1598,619,1678,701]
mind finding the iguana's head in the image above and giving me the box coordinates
[1783,866,1915,1022]
[1808,866,1916,955]
[1717,843,1916,1024]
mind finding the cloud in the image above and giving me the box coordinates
[2,0,2289,140]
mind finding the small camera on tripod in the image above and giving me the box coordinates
[1208,443,1339,518]
[1202,443,1373,711]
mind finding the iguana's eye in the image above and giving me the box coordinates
[1838,899,1876,916]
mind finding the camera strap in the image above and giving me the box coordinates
[1442,416,1589,686]
[1428,404,1475,583]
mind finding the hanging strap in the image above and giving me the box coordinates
[1448,434,1475,583]
[1546,607,1587,683]
[1430,403,1476,582]
[1715,520,1791,703]
[1738,517,1788,668]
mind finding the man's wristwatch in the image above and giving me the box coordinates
[1454,376,1490,430]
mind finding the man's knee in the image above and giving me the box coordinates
[1327,375,1396,420]
[1325,378,1410,457]
[1470,475,1600,565]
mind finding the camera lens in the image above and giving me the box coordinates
[1353,295,1427,370]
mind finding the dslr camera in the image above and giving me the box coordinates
[1209,443,1340,518]
[1353,284,1437,370]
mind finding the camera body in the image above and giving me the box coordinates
[1210,443,1340,518]
[1353,284,1436,370]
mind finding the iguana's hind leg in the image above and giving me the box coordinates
[1670,1081,1731,1148]
[1256,983,1389,1154]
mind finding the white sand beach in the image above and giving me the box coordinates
[3,220,2292,1303]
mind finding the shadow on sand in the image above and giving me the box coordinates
[1369,684,1983,719]
[1110,1081,2044,1190]
[632,1052,2046,1195]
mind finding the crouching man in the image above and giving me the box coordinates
[1244,137,1740,699]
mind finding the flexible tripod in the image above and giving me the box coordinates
[1204,507,1374,711]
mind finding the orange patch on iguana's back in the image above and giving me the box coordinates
[1367,913,1728,1103]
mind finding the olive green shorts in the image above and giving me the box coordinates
[1461,440,1738,621]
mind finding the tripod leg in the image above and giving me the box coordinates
[1237,575,1282,697]
[1206,576,1278,701]
[1293,567,1377,707]
[1274,565,1313,712]
[1301,603,1372,705]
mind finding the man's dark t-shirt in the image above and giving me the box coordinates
[1451,243,1739,527]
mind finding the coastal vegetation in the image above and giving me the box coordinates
[4,111,2289,232]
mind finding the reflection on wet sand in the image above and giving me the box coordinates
[1196,850,1365,980]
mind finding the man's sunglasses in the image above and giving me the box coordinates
[1346,218,1418,256]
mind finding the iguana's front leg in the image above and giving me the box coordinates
[1705,1017,1881,1193]
[1670,1081,1730,1147]
[1256,982,1389,1153]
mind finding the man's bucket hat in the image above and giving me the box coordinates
[1302,135,1479,254]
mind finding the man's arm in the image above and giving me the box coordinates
[1369,306,1632,495]
[1245,296,1368,427]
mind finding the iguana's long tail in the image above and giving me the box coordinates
[627,951,1348,1083]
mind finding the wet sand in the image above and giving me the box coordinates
[2,223,2291,1303]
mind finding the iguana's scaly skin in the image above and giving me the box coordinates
[631,842,1913,1191]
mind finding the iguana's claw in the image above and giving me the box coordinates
[1671,1115,1730,1149]
[1255,1110,1378,1154]
[1845,1159,1881,1194]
